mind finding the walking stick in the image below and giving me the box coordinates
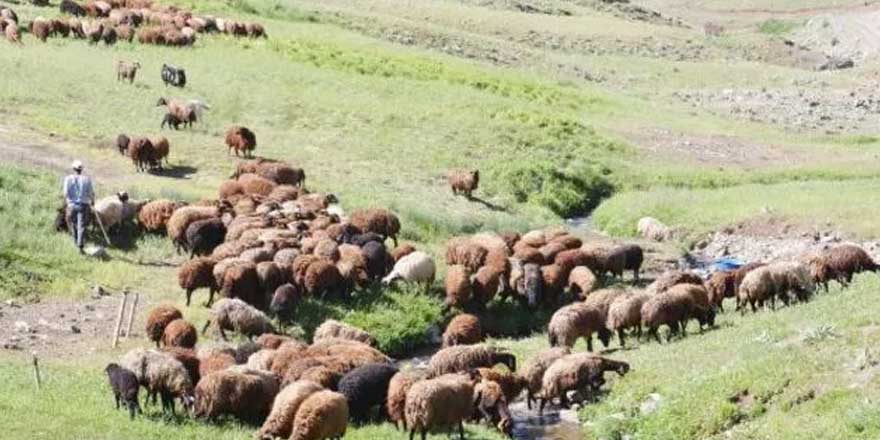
[93,206,112,247]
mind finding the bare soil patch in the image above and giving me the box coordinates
[620,127,795,166]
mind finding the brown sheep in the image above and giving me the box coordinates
[547,302,611,351]
[115,23,134,42]
[391,243,417,262]
[238,173,276,197]
[809,243,879,291]
[617,244,644,281]
[445,237,487,272]
[5,19,21,43]
[447,169,479,198]
[30,18,51,42]
[472,264,504,305]
[220,261,264,309]
[387,370,425,430]
[246,22,266,38]
[225,125,257,157]
[445,265,472,309]
[198,352,236,378]
[706,270,736,311]
[51,18,70,37]
[427,344,516,377]
[649,269,705,294]
[538,241,567,263]
[145,305,183,347]
[641,290,705,343]
[162,318,198,349]
[167,205,221,254]
[405,373,474,440]
[541,264,568,305]
[303,260,345,299]
[127,137,155,172]
[475,367,527,403]
[151,136,170,169]
[349,208,401,246]
[256,333,294,350]
[522,346,570,409]
[605,292,649,347]
[255,161,305,187]
[567,266,598,300]
[472,379,513,437]
[442,314,482,348]
[257,380,323,440]
[218,179,245,200]
[193,368,280,423]
[137,199,181,233]
[291,390,349,440]
[539,353,629,413]
[178,256,218,307]
[162,346,200,385]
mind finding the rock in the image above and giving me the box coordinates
[640,393,663,414]
[818,57,854,71]
[14,321,33,334]
[70,325,81,334]
[84,304,95,312]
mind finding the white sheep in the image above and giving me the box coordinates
[187,99,211,122]
[381,251,436,293]
[637,217,672,242]
[204,298,275,341]
[93,191,147,233]
[119,348,194,414]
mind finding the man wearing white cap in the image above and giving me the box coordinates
[62,160,95,254]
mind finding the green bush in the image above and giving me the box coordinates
[489,160,614,217]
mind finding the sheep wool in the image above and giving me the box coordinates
[291,390,349,440]
[405,373,474,439]
[194,368,279,423]
[605,292,650,347]
[161,318,198,349]
[208,298,274,341]
[145,305,183,347]
[428,344,516,377]
[444,264,472,308]
[442,314,483,348]
[522,346,570,409]
[257,380,323,440]
[313,320,376,346]
[547,302,610,351]
[386,370,424,430]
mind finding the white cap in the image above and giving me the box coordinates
[72,160,83,170]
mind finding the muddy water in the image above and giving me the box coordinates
[509,402,584,440]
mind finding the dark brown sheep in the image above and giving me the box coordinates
[145,305,183,347]
[447,169,479,198]
[225,125,256,158]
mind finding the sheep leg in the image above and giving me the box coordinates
[186,289,192,307]
[617,329,626,347]
[459,422,466,440]
[114,393,121,410]
[586,337,594,352]
[206,288,215,307]
[650,328,661,344]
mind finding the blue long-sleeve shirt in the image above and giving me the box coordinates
[62,174,94,206]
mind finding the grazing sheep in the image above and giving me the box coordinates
[162,347,200,386]
[445,265,472,309]
[405,373,474,440]
[185,217,226,258]
[473,379,513,437]
[738,261,813,313]
[30,18,51,42]
[472,264,505,306]
[246,349,277,372]
[547,302,611,351]
[116,23,134,42]
[391,243,417,262]
[93,192,145,234]
[257,333,295,350]
[137,199,180,233]
[225,125,256,157]
[314,320,376,347]
[387,370,424,430]
[246,22,266,38]
[161,112,183,130]
[606,292,649,347]
[204,298,274,341]
[2,21,17,44]
[540,264,568,305]
[648,270,704,294]
[475,367,526,404]
[104,363,141,419]
[82,20,102,43]
[338,362,399,423]
[127,137,155,172]
[303,260,345,299]
[428,344,516,377]
[522,347,570,410]
[583,287,627,319]
[641,290,706,343]
[361,241,392,281]
[447,169,479,198]
[257,380,324,440]
[145,305,183,347]
[567,266,598,300]
[101,25,116,45]
[238,173,276,197]
[119,348,195,414]
[161,318,198,349]
[637,217,672,241]
[349,208,401,246]
[617,244,644,281]
[442,314,483,348]
[220,261,264,309]
[707,270,736,311]
[156,97,196,128]
[60,0,87,16]
[161,63,186,88]
[291,390,349,440]
[197,352,236,378]
[254,161,305,187]
[809,243,879,291]
[167,205,221,253]
[193,368,280,423]
[539,353,629,413]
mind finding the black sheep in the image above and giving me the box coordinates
[348,232,383,247]
[337,362,399,423]
[60,0,86,16]
[184,218,226,258]
[617,244,644,281]
[270,283,302,323]
[116,134,130,155]
[54,205,68,232]
[161,64,186,88]
[361,241,392,280]
[104,363,141,419]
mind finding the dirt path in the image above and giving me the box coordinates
[0,124,121,181]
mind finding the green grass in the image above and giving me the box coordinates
[0,356,507,440]
[758,19,800,36]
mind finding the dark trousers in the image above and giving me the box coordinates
[67,203,90,250]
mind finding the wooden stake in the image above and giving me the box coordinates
[112,292,128,349]
[123,291,139,339]
[32,352,42,390]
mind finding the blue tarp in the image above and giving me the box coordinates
[710,257,744,272]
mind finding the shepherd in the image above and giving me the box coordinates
[62,160,95,254]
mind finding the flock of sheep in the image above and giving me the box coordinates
[1,0,264,46]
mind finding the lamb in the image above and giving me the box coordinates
[522,346,570,409]
[225,125,256,157]
[291,390,349,440]
[538,353,629,413]
[606,292,650,347]
[145,305,183,347]
[472,379,514,436]
[257,380,324,440]
[637,217,672,241]
[270,283,303,324]
[204,298,274,341]
[444,265,472,309]
[185,217,226,258]
[193,368,280,423]
[314,320,376,347]
[809,243,879,291]
[386,370,424,430]
[442,313,483,348]
[104,363,141,419]
[119,348,195,414]
[547,302,611,351]
[349,208,401,246]
[137,199,180,233]
[161,318,198,349]
[428,344,516,377]
[405,373,474,440]
[567,266,598,300]
[337,362,399,423]
[447,169,479,198]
